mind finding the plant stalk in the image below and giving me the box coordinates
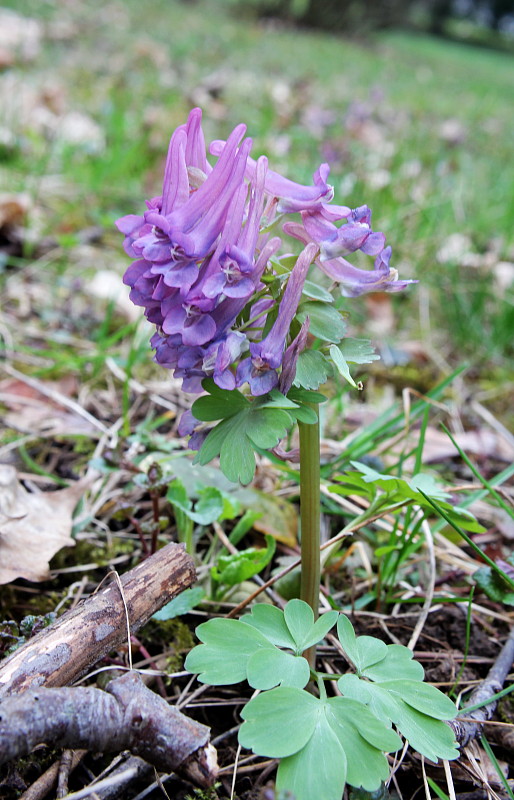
[299,405,321,669]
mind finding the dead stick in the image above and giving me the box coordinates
[0,672,217,787]
[451,626,514,746]
[19,750,87,800]
[0,542,195,697]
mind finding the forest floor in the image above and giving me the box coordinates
[0,1,513,798]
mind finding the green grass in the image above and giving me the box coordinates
[2,0,512,386]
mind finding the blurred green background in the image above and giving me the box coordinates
[1,0,513,427]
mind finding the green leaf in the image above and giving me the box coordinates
[239,686,321,758]
[287,386,328,405]
[241,603,297,649]
[184,618,273,685]
[329,339,379,389]
[362,644,425,682]
[473,562,514,605]
[338,675,459,762]
[240,687,402,800]
[340,338,381,365]
[211,536,276,587]
[341,462,485,533]
[166,480,225,525]
[192,384,248,421]
[302,279,335,303]
[302,611,339,651]
[152,586,205,620]
[277,715,347,800]
[284,598,315,649]
[328,695,402,753]
[377,680,458,720]
[296,301,347,343]
[195,401,296,485]
[326,697,401,789]
[337,615,387,674]
[293,349,333,390]
[246,647,310,690]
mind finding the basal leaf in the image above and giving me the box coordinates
[241,604,297,649]
[277,715,347,800]
[326,698,400,790]
[327,695,402,754]
[337,615,387,673]
[284,598,314,651]
[300,611,339,651]
[293,349,333,390]
[377,680,458,720]
[338,675,459,762]
[239,686,320,758]
[409,473,451,501]
[246,647,310,690]
[296,301,347,343]
[184,618,273,685]
[362,644,425,682]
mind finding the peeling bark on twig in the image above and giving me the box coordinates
[0,542,195,696]
[0,672,218,787]
[451,626,514,747]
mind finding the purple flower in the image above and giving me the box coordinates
[117,108,412,400]
[210,140,336,214]
[236,243,318,395]
[301,204,385,261]
[283,222,413,297]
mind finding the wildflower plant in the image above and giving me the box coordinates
[117,109,459,798]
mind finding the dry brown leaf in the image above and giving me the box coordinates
[400,426,514,467]
[0,193,31,228]
[0,466,87,584]
[0,377,97,436]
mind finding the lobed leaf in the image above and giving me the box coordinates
[296,301,347,343]
[239,686,320,758]
[184,618,273,685]
[276,716,347,800]
[241,603,297,649]
[338,674,459,762]
[293,349,333,390]
[337,615,387,674]
[362,643,425,682]
[246,647,310,690]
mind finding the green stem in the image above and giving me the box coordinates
[299,405,321,668]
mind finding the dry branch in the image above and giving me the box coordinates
[0,542,195,696]
[452,626,514,747]
[0,672,217,787]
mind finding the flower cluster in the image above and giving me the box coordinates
[116,107,412,399]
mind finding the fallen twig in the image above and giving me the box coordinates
[0,542,195,696]
[452,626,514,746]
[0,672,218,787]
